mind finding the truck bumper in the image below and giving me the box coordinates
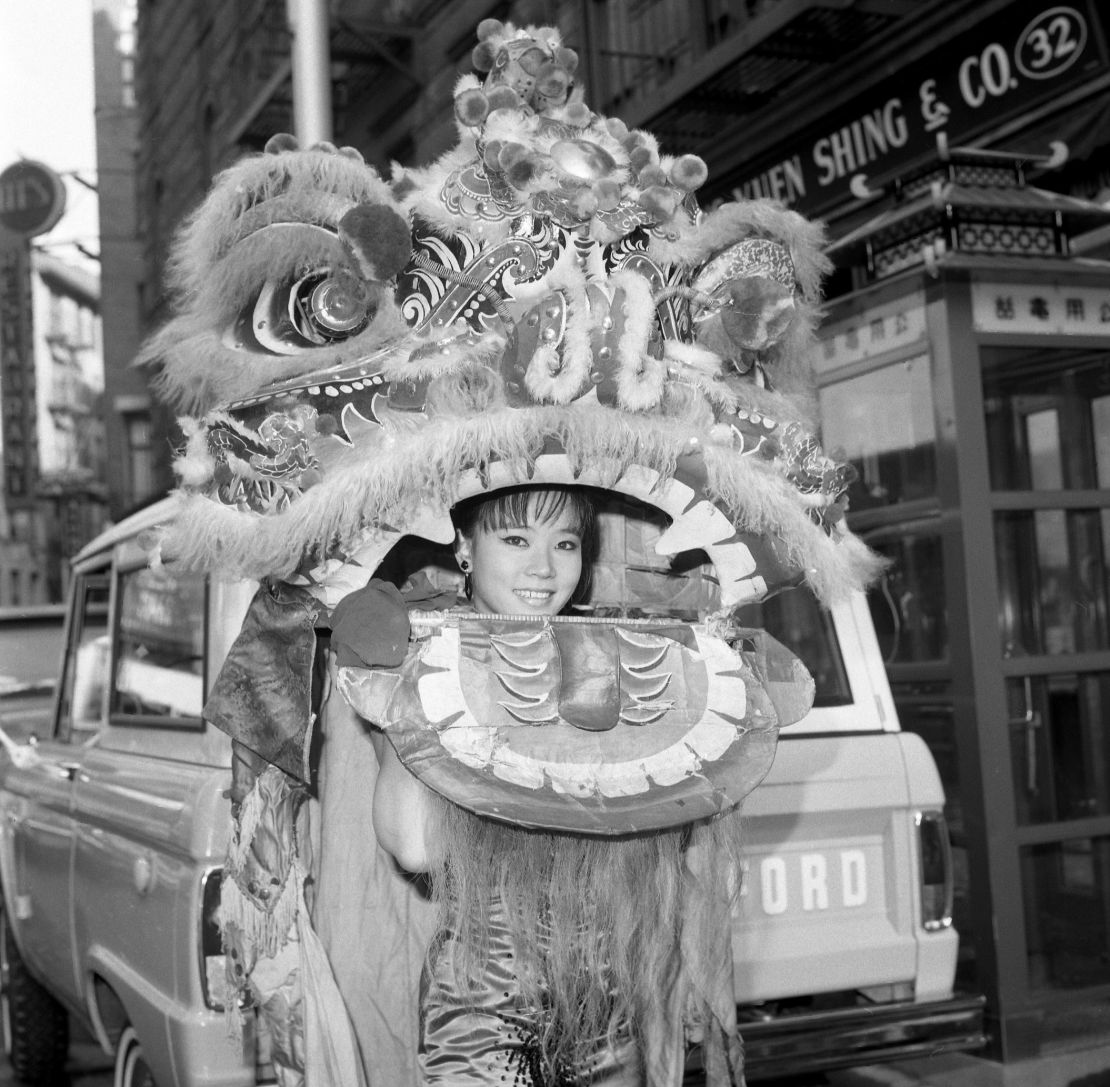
[684,994,987,1083]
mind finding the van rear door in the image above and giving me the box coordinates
[716,589,975,1079]
[734,731,939,1001]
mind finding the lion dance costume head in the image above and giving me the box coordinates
[145,18,880,1087]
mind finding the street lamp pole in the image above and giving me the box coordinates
[286,0,333,146]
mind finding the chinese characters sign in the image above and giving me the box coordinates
[716,0,1106,218]
[971,282,1110,335]
[0,245,37,504]
[815,292,927,373]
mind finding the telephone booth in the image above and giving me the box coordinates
[815,145,1110,1059]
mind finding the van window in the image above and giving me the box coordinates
[110,564,207,727]
[57,573,111,740]
[736,588,853,708]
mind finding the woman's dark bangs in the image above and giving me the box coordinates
[473,486,593,538]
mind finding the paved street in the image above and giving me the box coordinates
[0,1036,112,1086]
[2,1039,1107,1087]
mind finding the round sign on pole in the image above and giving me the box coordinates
[0,160,67,238]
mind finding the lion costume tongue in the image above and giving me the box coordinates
[332,609,813,834]
[151,19,879,832]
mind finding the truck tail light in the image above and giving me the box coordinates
[200,868,229,1010]
[916,810,953,931]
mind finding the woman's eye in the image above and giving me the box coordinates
[556,539,579,551]
[500,534,527,547]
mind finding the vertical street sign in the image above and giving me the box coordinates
[0,245,38,506]
[0,159,67,507]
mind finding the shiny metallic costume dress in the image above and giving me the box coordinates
[419,897,641,1086]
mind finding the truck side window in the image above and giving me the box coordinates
[736,588,853,708]
[57,573,111,740]
[110,564,207,727]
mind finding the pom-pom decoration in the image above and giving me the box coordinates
[637,185,680,220]
[556,46,579,73]
[264,132,300,155]
[595,179,622,211]
[670,154,709,192]
[628,145,654,173]
[485,85,522,111]
[497,141,528,169]
[454,87,490,128]
[476,17,505,41]
[505,153,548,191]
[472,40,497,72]
[337,203,412,281]
[637,164,669,189]
[564,101,592,127]
[605,117,629,140]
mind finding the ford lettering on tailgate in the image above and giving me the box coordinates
[738,845,876,915]
[731,813,920,1003]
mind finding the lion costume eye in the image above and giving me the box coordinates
[232,269,374,356]
[291,272,371,340]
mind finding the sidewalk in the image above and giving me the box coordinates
[827,1037,1110,1087]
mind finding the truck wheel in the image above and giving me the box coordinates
[0,903,69,1084]
[114,1025,158,1087]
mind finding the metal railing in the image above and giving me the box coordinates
[585,0,779,117]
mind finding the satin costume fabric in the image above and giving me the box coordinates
[420,896,641,1086]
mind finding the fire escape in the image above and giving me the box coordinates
[223,0,950,180]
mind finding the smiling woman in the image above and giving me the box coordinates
[452,486,594,617]
[327,472,816,1081]
[339,491,761,1085]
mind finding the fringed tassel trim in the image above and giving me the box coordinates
[218,862,300,961]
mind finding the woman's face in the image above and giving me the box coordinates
[458,501,584,616]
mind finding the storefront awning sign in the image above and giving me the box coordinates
[972,281,1110,335]
[721,0,1109,220]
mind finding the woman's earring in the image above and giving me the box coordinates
[459,559,472,600]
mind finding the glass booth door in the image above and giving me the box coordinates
[818,317,1110,1057]
[982,346,1110,1005]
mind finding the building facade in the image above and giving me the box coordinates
[93,0,173,520]
[0,248,107,606]
[118,0,1110,1064]
[814,146,1110,1060]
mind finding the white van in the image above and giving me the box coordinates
[0,497,981,1085]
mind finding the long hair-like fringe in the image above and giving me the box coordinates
[424,796,745,1081]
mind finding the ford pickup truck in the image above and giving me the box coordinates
[0,498,982,1084]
